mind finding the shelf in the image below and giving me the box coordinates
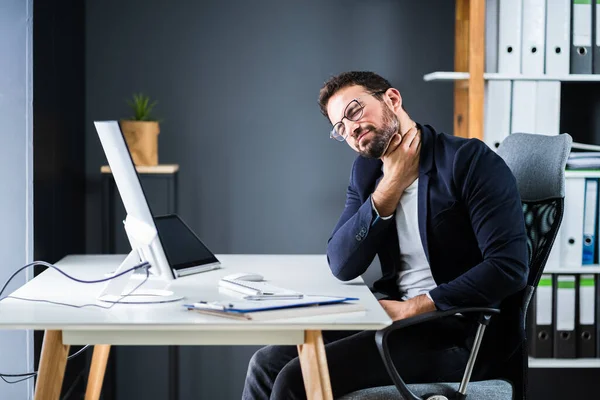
[423,71,600,82]
[565,170,600,179]
[424,71,471,81]
[529,357,600,368]
[543,267,600,274]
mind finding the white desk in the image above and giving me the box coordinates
[0,254,391,400]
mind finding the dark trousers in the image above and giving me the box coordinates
[242,316,475,399]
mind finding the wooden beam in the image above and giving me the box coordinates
[468,0,485,140]
[34,330,70,400]
[85,345,111,400]
[297,330,333,400]
[454,0,470,138]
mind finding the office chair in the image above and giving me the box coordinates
[341,132,572,400]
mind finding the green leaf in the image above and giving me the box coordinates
[126,92,161,121]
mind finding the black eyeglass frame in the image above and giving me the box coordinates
[329,90,388,142]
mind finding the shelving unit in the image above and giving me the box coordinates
[424,71,600,82]
[437,1,600,372]
[566,170,600,179]
[529,358,600,368]
[543,267,600,274]
[433,0,600,142]
[451,0,485,140]
[539,170,600,368]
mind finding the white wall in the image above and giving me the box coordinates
[0,0,34,398]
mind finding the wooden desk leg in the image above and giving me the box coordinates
[34,330,70,400]
[85,345,111,400]
[297,330,333,400]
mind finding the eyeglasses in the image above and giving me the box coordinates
[329,90,386,142]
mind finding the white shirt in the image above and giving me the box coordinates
[372,178,437,301]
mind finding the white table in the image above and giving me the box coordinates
[0,254,391,400]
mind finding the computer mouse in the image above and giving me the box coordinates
[223,272,264,282]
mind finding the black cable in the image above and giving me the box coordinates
[0,260,150,300]
[67,345,90,360]
[0,345,92,384]
[0,260,151,384]
[60,367,85,400]
[1,374,36,385]
[4,270,150,310]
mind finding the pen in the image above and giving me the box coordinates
[244,295,304,300]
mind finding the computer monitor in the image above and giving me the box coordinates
[93,120,220,303]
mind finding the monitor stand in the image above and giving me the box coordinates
[97,216,183,304]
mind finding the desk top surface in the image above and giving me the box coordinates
[0,254,391,332]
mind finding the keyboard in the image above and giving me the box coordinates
[218,278,304,300]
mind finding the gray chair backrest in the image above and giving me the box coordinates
[492,133,572,399]
[496,132,572,202]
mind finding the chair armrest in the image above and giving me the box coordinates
[375,307,500,400]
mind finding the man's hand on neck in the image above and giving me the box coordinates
[372,126,421,217]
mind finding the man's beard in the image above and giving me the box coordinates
[356,105,399,159]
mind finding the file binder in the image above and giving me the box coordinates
[546,0,572,75]
[511,81,537,134]
[582,178,598,265]
[577,275,596,357]
[499,0,523,73]
[530,275,554,358]
[483,81,511,150]
[595,0,600,73]
[485,0,499,73]
[571,0,593,74]
[561,178,585,267]
[534,81,561,135]
[546,228,562,270]
[596,274,600,357]
[522,0,547,74]
[555,275,577,358]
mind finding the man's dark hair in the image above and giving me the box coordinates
[318,71,393,118]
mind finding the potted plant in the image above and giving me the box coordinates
[120,93,161,166]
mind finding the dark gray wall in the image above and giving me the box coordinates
[85,1,455,399]
[33,0,87,397]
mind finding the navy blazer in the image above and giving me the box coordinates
[326,124,529,364]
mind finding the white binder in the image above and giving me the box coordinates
[486,0,499,73]
[534,81,561,135]
[561,177,586,268]
[484,81,512,150]
[511,81,537,133]
[522,0,547,74]
[546,227,562,269]
[499,0,523,73]
[545,0,572,75]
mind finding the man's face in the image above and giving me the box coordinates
[326,85,399,158]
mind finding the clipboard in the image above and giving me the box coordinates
[184,296,362,321]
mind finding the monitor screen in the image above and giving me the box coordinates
[154,214,220,273]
